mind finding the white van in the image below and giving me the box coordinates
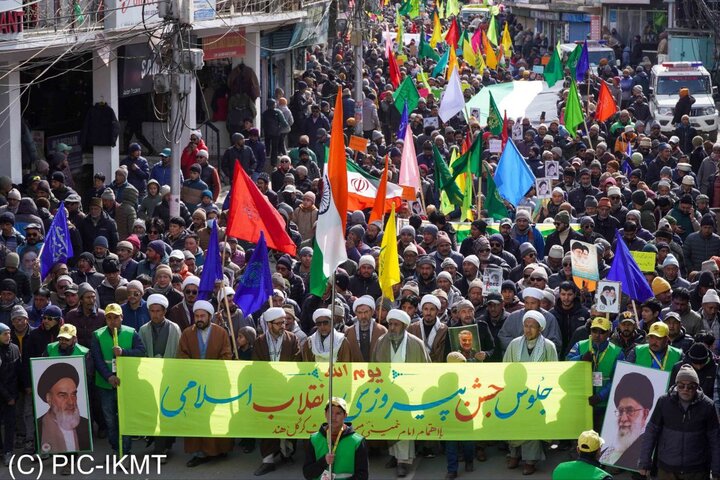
[558,41,616,67]
[649,62,717,140]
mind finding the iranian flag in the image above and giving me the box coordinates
[347,160,403,212]
[466,81,544,126]
[309,88,348,297]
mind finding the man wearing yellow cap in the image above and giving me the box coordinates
[566,317,622,430]
[302,397,368,480]
[552,430,612,480]
[89,303,146,454]
[627,321,682,372]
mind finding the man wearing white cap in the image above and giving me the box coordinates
[498,286,562,354]
[408,295,448,363]
[178,300,233,467]
[503,310,558,475]
[699,289,720,342]
[348,255,382,298]
[167,275,200,331]
[302,309,351,362]
[372,309,429,477]
[253,307,301,475]
[346,295,387,362]
[139,294,181,460]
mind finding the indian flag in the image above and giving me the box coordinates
[309,88,348,297]
[347,160,404,212]
[466,81,545,126]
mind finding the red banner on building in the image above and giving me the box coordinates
[203,30,246,61]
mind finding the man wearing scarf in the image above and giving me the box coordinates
[301,309,351,362]
[498,287,563,355]
[510,211,545,261]
[345,295,387,362]
[503,310,558,475]
[407,295,448,363]
[252,307,301,476]
[177,300,233,467]
[372,309,430,477]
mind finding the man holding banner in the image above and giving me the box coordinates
[372,309,429,477]
[253,307,302,475]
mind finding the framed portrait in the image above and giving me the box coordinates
[535,178,551,198]
[545,160,559,179]
[31,356,93,454]
[599,362,669,472]
[595,280,621,314]
[482,266,503,296]
[423,116,439,128]
[448,325,482,362]
[571,240,600,282]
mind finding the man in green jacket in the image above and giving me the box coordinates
[303,397,369,480]
[552,430,612,480]
[626,321,682,372]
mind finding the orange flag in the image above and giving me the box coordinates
[596,81,618,122]
[369,155,390,224]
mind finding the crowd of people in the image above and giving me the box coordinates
[0,4,719,480]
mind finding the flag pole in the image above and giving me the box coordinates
[220,243,239,359]
[327,271,336,477]
[583,75,594,151]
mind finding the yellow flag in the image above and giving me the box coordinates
[484,33,498,69]
[446,46,458,80]
[476,45,486,72]
[502,22,513,56]
[430,12,442,47]
[378,205,400,301]
[446,0,460,17]
[462,37,476,69]
[396,12,404,53]
[418,69,431,90]
[437,0,445,19]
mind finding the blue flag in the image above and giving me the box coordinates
[397,102,409,140]
[198,220,223,300]
[234,231,273,316]
[40,202,73,279]
[606,229,654,302]
[576,40,589,82]
[621,143,633,176]
[494,139,536,207]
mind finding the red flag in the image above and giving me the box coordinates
[369,155,390,224]
[596,81,618,122]
[501,110,508,150]
[226,162,297,256]
[445,18,460,49]
[387,49,401,89]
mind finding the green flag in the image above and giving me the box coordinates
[393,77,420,113]
[451,133,483,177]
[419,27,440,61]
[544,42,563,87]
[566,44,583,73]
[431,48,449,77]
[484,161,508,220]
[564,80,584,138]
[398,0,412,16]
[487,91,502,135]
[434,145,464,207]
[461,153,473,221]
[487,14,498,46]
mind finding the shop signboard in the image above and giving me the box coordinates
[0,0,23,40]
[119,43,161,97]
[203,30,246,61]
[105,0,160,30]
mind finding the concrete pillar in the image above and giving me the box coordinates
[92,49,119,178]
[0,64,23,183]
[235,30,262,129]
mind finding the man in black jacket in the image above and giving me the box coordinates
[0,322,20,465]
[639,365,719,478]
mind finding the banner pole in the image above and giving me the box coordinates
[327,271,336,477]
[220,243,239,359]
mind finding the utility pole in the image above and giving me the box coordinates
[352,0,364,135]
[155,0,203,217]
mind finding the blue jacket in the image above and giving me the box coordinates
[120,300,150,331]
[120,155,150,197]
[150,161,182,187]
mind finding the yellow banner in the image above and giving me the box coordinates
[631,251,657,273]
[117,358,592,441]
